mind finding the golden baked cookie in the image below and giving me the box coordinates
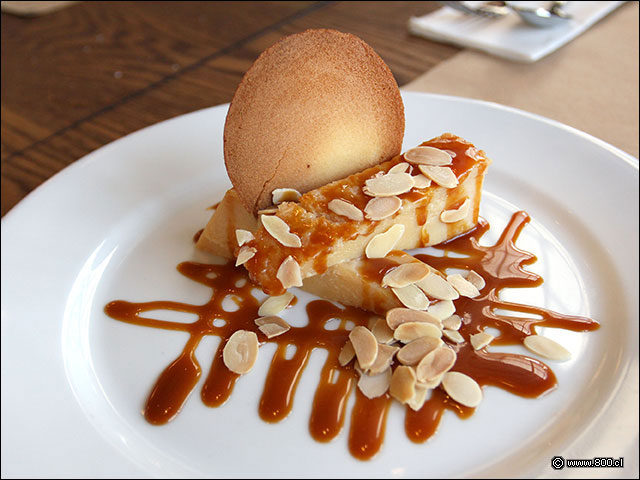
[224,29,405,213]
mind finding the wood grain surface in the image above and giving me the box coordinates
[1,1,459,216]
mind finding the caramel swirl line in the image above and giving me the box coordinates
[104,211,599,460]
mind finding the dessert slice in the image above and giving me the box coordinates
[197,192,467,317]
[197,189,259,259]
[238,133,490,295]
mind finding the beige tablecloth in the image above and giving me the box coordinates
[405,2,639,158]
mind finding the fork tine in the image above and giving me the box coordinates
[438,1,507,18]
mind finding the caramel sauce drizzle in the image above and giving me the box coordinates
[104,211,598,460]
[193,228,204,243]
[407,211,599,441]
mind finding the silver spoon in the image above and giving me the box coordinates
[508,2,572,28]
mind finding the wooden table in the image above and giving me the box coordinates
[1,1,460,216]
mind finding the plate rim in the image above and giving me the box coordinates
[1,92,638,478]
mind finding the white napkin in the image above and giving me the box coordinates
[409,1,625,63]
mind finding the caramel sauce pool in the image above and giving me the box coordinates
[104,211,598,460]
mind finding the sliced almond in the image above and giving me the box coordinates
[328,199,364,221]
[368,344,399,375]
[260,215,301,248]
[404,146,452,166]
[235,229,254,247]
[349,326,378,370]
[466,270,486,291]
[257,207,278,215]
[386,308,442,330]
[428,300,456,320]
[369,317,395,344]
[365,224,405,259]
[412,174,432,189]
[397,336,443,366]
[255,316,290,339]
[272,188,301,204]
[388,162,411,174]
[338,340,355,366]
[447,274,480,298]
[418,165,458,189]
[440,199,471,224]
[523,335,572,361]
[416,346,457,382]
[441,372,482,408]
[357,368,392,399]
[364,173,415,197]
[235,246,257,266]
[276,256,302,289]
[442,314,462,331]
[394,322,442,343]
[389,365,416,404]
[470,331,494,350]
[364,196,402,221]
[256,323,289,339]
[222,330,259,374]
[382,263,431,288]
[443,329,465,344]
[420,372,445,389]
[391,284,429,311]
[407,382,430,411]
[258,292,294,317]
[416,272,459,301]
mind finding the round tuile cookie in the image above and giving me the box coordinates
[224,29,405,213]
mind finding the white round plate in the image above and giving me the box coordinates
[2,92,638,478]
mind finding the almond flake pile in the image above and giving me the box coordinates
[386,263,480,311]
[339,300,486,410]
[335,252,492,410]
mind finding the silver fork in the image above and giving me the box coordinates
[439,1,510,18]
